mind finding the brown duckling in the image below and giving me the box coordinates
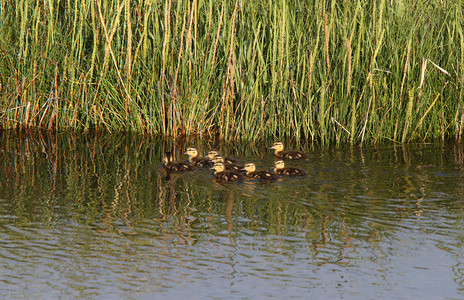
[273,160,307,176]
[207,149,240,165]
[242,163,278,180]
[270,141,307,160]
[207,149,220,161]
[213,155,243,172]
[211,162,244,182]
[184,147,212,167]
[163,152,196,172]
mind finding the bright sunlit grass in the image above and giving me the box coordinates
[0,0,462,145]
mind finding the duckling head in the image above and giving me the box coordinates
[274,160,285,170]
[184,147,199,158]
[213,155,225,163]
[242,163,256,173]
[211,162,225,173]
[207,150,220,160]
[270,141,284,152]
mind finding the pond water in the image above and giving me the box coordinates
[1,131,464,299]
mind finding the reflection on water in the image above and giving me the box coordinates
[1,131,464,298]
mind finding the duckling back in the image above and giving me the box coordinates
[243,162,277,180]
[273,160,307,176]
[164,152,196,172]
[212,162,244,182]
[184,147,212,167]
[271,141,307,160]
[249,170,278,180]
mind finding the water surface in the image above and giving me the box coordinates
[1,131,464,299]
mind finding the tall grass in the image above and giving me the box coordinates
[0,0,462,145]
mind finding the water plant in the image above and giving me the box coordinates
[0,0,462,145]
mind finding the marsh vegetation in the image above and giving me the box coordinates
[0,0,462,145]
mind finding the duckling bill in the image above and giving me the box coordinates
[270,141,307,160]
[273,160,307,176]
[242,162,277,180]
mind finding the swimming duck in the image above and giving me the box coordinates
[207,149,220,161]
[184,147,212,167]
[163,152,196,172]
[270,141,307,160]
[213,155,243,172]
[211,162,244,182]
[207,149,240,165]
[273,160,307,176]
[242,163,278,180]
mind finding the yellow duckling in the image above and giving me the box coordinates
[207,149,220,161]
[207,149,240,165]
[242,163,278,180]
[163,152,196,172]
[270,141,307,160]
[213,155,243,172]
[184,147,212,167]
[211,162,244,182]
[273,160,307,176]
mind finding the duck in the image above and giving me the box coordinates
[242,162,278,180]
[213,155,243,172]
[207,149,240,165]
[211,162,244,182]
[163,152,196,172]
[270,141,307,160]
[273,160,307,176]
[207,149,220,161]
[184,147,212,167]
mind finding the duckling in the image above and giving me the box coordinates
[184,147,212,167]
[273,160,307,176]
[207,149,240,165]
[242,162,278,180]
[163,152,196,172]
[213,155,243,172]
[207,149,220,161]
[270,141,307,160]
[211,162,244,182]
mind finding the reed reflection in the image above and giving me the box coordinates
[1,132,464,267]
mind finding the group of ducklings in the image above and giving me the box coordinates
[163,141,307,182]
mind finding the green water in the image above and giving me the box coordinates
[1,131,464,299]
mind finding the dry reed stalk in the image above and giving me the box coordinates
[324,13,330,82]
[48,63,59,130]
[220,0,239,139]
[399,39,411,102]
[408,93,440,143]
[307,50,315,100]
[279,0,286,90]
[359,96,372,146]
[419,58,427,89]
[202,2,224,133]
[160,0,172,135]
[125,0,132,96]
[346,39,352,99]
[172,11,187,137]
[402,88,414,143]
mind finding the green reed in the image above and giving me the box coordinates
[0,0,462,145]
